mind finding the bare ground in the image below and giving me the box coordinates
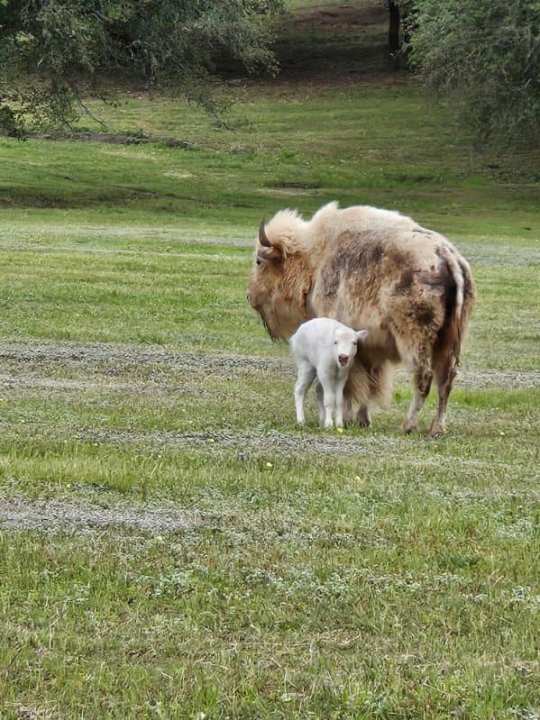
[1,340,538,389]
[290,2,386,30]
[36,131,197,149]
[0,340,287,377]
[271,0,399,87]
[70,427,401,457]
[0,496,200,534]
[0,421,401,458]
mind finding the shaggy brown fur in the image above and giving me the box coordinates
[247,202,475,436]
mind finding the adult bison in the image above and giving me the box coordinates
[247,202,475,436]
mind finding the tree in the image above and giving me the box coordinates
[0,0,283,135]
[384,0,414,66]
[387,1,401,60]
[409,0,540,145]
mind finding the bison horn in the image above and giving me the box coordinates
[259,219,272,247]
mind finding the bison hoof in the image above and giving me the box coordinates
[428,422,446,438]
[402,420,417,434]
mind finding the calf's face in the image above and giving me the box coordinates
[334,328,368,369]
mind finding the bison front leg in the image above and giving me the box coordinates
[345,363,391,429]
[356,364,389,428]
[340,388,354,426]
[344,395,353,425]
[357,405,371,427]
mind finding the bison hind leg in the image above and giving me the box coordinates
[428,353,458,437]
[403,362,433,434]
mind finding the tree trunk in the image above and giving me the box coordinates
[388,1,401,64]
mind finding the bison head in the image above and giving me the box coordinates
[247,214,313,340]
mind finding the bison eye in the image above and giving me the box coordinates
[256,258,262,266]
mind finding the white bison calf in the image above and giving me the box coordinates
[290,318,368,429]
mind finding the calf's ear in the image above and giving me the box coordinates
[356,329,368,342]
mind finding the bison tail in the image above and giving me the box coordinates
[438,244,476,366]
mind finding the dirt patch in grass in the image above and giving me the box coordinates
[1,341,538,389]
[271,0,399,87]
[70,427,400,457]
[258,187,327,197]
[36,130,197,149]
[0,373,215,400]
[0,496,200,534]
[0,340,288,377]
[291,2,385,30]
[456,369,540,389]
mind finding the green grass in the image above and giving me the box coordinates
[1,432,539,718]
[0,5,539,717]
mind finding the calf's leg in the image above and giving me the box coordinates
[294,362,316,425]
[318,372,337,429]
[315,382,325,427]
[335,377,348,428]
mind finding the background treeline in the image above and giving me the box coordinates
[0,0,539,146]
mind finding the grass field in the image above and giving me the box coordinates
[1,2,539,718]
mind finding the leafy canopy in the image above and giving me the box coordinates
[409,0,540,146]
[0,0,283,133]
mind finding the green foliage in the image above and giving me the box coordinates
[409,0,540,146]
[0,0,283,133]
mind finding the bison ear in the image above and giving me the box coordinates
[257,246,282,262]
[356,329,368,343]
